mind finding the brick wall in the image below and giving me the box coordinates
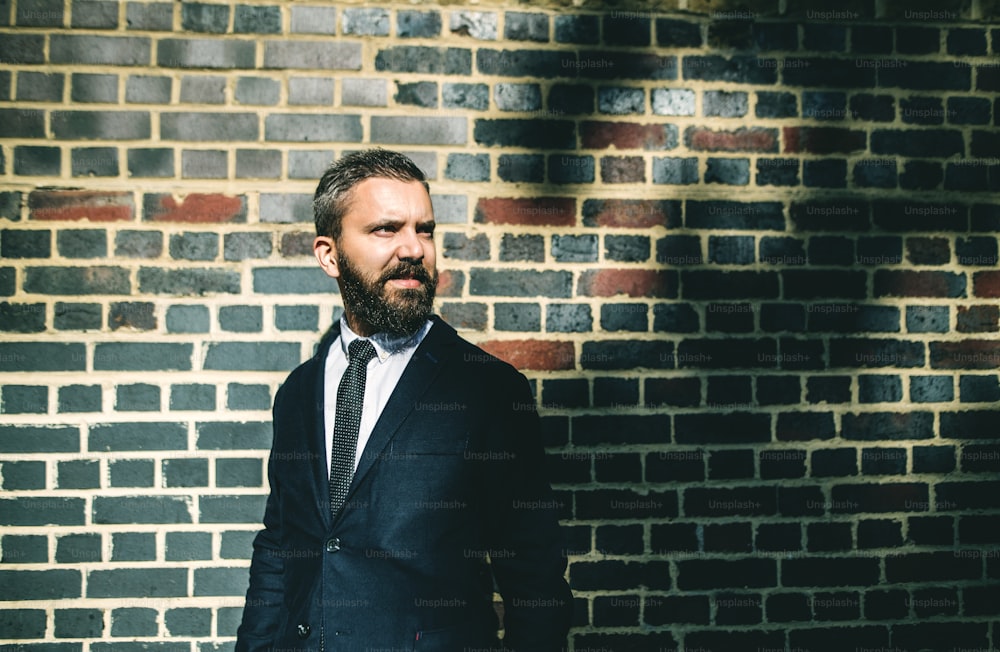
[2,1,1000,650]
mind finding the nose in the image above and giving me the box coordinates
[396,228,424,262]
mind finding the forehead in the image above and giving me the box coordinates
[344,177,433,222]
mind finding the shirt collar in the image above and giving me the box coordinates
[337,315,432,363]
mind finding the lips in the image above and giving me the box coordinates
[382,263,430,287]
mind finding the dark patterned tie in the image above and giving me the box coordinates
[329,338,377,517]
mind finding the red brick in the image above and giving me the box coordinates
[686,127,778,153]
[973,271,1000,297]
[436,269,463,298]
[930,341,1000,369]
[578,269,678,298]
[600,156,645,183]
[474,198,576,227]
[478,339,575,371]
[957,305,999,333]
[783,127,867,154]
[28,190,134,222]
[581,121,674,150]
[144,193,247,223]
[279,232,314,258]
[582,199,681,229]
[874,270,966,298]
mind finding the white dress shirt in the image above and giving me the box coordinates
[323,316,433,476]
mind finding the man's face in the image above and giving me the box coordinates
[314,177,438,337]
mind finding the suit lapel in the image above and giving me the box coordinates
[342,318,454,508]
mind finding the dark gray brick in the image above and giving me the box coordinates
[182,150,227,179]
[17,71,64,101]
[548,154,594,184]
[111,532,155,562]
[2,266,18,295]
[125,1,172,30]
[55,534,102,564]
[394,81,437,108]
[289,6,335,34]
[218,305,262,333]
[57,459,99,488]
[2,228,50,258]
[252,267,335,293]
[505,11,548,41]
[1,34,46,64]
[1,385,47,415]
[236,149,281,178]
[0,425,78,453]
[115,384,160,411]
[705,158,750,185]
[432,195,467,223]
[93,343,191,371]
[168,232,217,262]
[127,148,173,178]
[170,384,216,411]
[478,49,574,78]
[115,230,162,258]
[0,301,44,333]
[196,421,270,450]
[341,78,386,106]
[0,498,85,526]
[16,0,63,25]
[474,118,574,149]
[264,114,361,142]
[440,302,487,330]
[259,193,312,223]
[371,116,465,145]
[552,234,598,262]
[57,228,108,260]
[443,82,488,110]
[199,495,266,524]
[159,38,254,69]
[2,535,48,563]
[263,41,362,70]
[58,302,102,332]
[50,35,150,65]
[165,305,210,334]
[494,82,540,111]
[57,385,101,414]
[445,154,489,182]
[138,268,241,295]
[181,3,227,32]
[0,192,20,221]
[165,608,211,636]
[0,570,81,599]
[0,460,45,489]
[162,112,257,141]
[204,342,300,371]
[180,75,226,104]
[234,4,280,34]
[235,77,279,106]
[0,609,46,637]
[111,607,158,636]
[343,7,388,35]
[470,269,572,298]
[71,73,117,102]
[14,146,61,175]
[89,422,186,451]
[289,77,334,106]
[52,111,150,140]
[379,47,471,77]
[226,382,272,410]
[495,302,541,332]
[216,458,262,487]
[289,150,334,179]
[108,301,155,331]
[274,306,317,332]
[224,232,271,261]
[554,14,598,44]
[88,568,187,597]
[93,496,191,526]
[108,459,154,487]
[397,10,440,38]
[907,305,950,333]
[547,303,593,333]
[24,266,131,295]
[0,343,85,372]
[163,458,209,487]
[220,532,256,559]
[704,90,748,117]
[497,154,544,183]
[443,232,489,261]
[0,109,45,138]
[598,87,644,115]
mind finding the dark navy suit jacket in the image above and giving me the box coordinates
[236,317,573,652]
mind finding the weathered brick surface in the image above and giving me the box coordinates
[0,1,997,648]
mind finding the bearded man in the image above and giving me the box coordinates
[235,149,573,652]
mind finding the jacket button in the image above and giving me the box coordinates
[325,537,340,553]
[296,623,310,639]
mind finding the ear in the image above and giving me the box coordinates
[314,236,340,279]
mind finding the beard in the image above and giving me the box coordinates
[336,251,438,337]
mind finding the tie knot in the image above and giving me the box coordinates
[347,338,377,367]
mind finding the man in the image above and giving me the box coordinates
[235,149,573,652]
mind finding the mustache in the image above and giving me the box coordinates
[379,262,433,286]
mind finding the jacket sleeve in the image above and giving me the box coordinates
[235,389,287,652]
[479,371,573,652]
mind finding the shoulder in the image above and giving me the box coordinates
[430,317,527,388]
